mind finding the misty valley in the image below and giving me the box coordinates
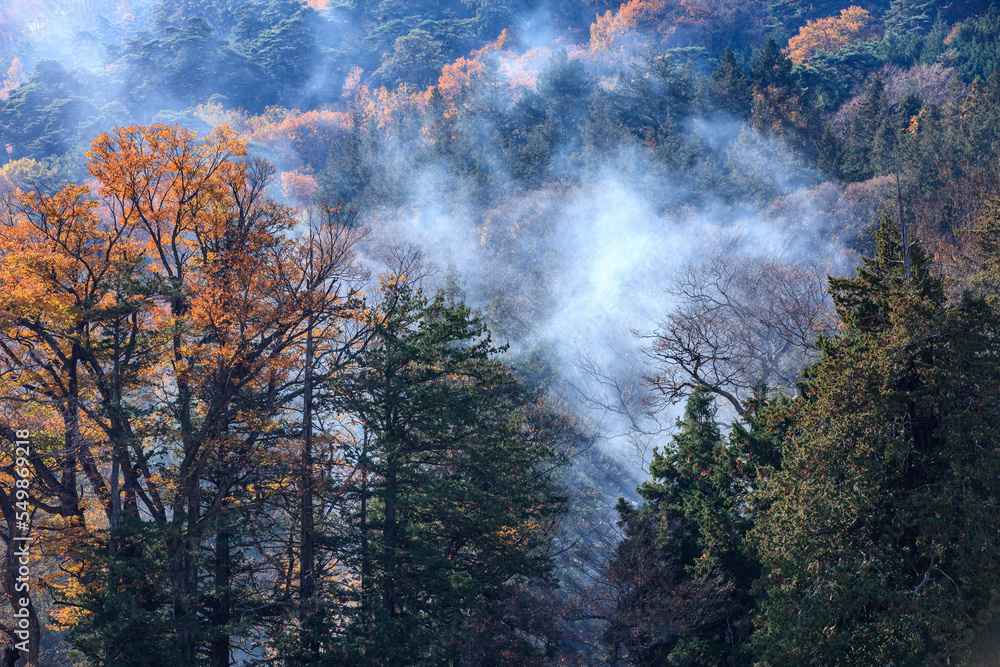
[1,0,1000,665]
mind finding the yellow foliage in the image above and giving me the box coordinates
[0,156,58,185]
[785,6,878,64]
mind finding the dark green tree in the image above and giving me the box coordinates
[601,388,777,666]
[749,38,805,135]
[750,38,795,92]
[233,0,320,106]
[841,77,892,181]
[333,279,565,665]
[753,216,1000,666]
[710,47,752,118]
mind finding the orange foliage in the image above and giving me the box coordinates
[425,56,488,109]
[473,28,512,58]
[0,125,363,649]
[785,6,878,64]
[343,70,426,132]
[246,108,352,170]
[1,57,25,100]
[280,169,318,207]
[590,0,672,51]
[422,30,539,112]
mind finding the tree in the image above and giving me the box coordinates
[784,6,878,65]
[748,38,805,135]
[0,124,363,665]
[883,0,936,35]
[372,29,449,90]
[753,216,1000,665]
[750,38,795,91]
[710,47,752,118]
[600,388,766,666]
[841,77,894,181]
[644,255,834,416]
[233,0,319,106]
[332,277,565,664]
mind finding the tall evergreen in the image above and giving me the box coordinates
[842,77,893,181]
[748,37,803,135]
[711,47,752,118]
[749,38,795,92]
[602,389,771,666]
[753,216,1000,666]
[333,279,565,664]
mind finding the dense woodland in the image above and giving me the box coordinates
[3,0,1000,665]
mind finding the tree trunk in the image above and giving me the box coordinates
[210,522,231,667]
[299,319,317,660]
[383,462,397,618]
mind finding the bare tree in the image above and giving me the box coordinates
[642,255,836,415]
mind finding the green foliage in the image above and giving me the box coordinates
[883,0,936,34]
[0,60,98,161]
[330,279,565,664]
[602,389,781,666]
[750,38,796,91]
[947,7,1000,83]
[59,521,194,667]
[753,217,1000,665]
[373,28,450,89]
[233,0,320,105]
[841,77,893,181]
[710,47,752,117]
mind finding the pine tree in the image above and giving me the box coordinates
[602,388,768,666]
[750,37,795,91]
[711,47,752,118]
[753,216,1000,666]
[815,125,841,175]
[884,0,936,35]
[841,77,892,181]
[749,37,804,135]
[334,278,564,664]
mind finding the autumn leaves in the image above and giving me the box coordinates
[0,123,364,663]
[0,124,563,665]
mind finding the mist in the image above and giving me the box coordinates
[14,1,971,663]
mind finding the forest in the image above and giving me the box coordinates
[2,0,1000,665]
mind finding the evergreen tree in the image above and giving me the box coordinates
[750,38,795,92]
[815,125,841,175]
[841,77,892,181]
[749,37,804,135]
[602,389,773,666]
[333,279,565,664]
[753,216,1000,666]
[883,0,936,35]
[711,47,752,118]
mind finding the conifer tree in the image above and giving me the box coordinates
[601,388,772,666]
[711,47,752,118]
[842,77,892,181]
[753,216,1000,666]
[333,278,565,664]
